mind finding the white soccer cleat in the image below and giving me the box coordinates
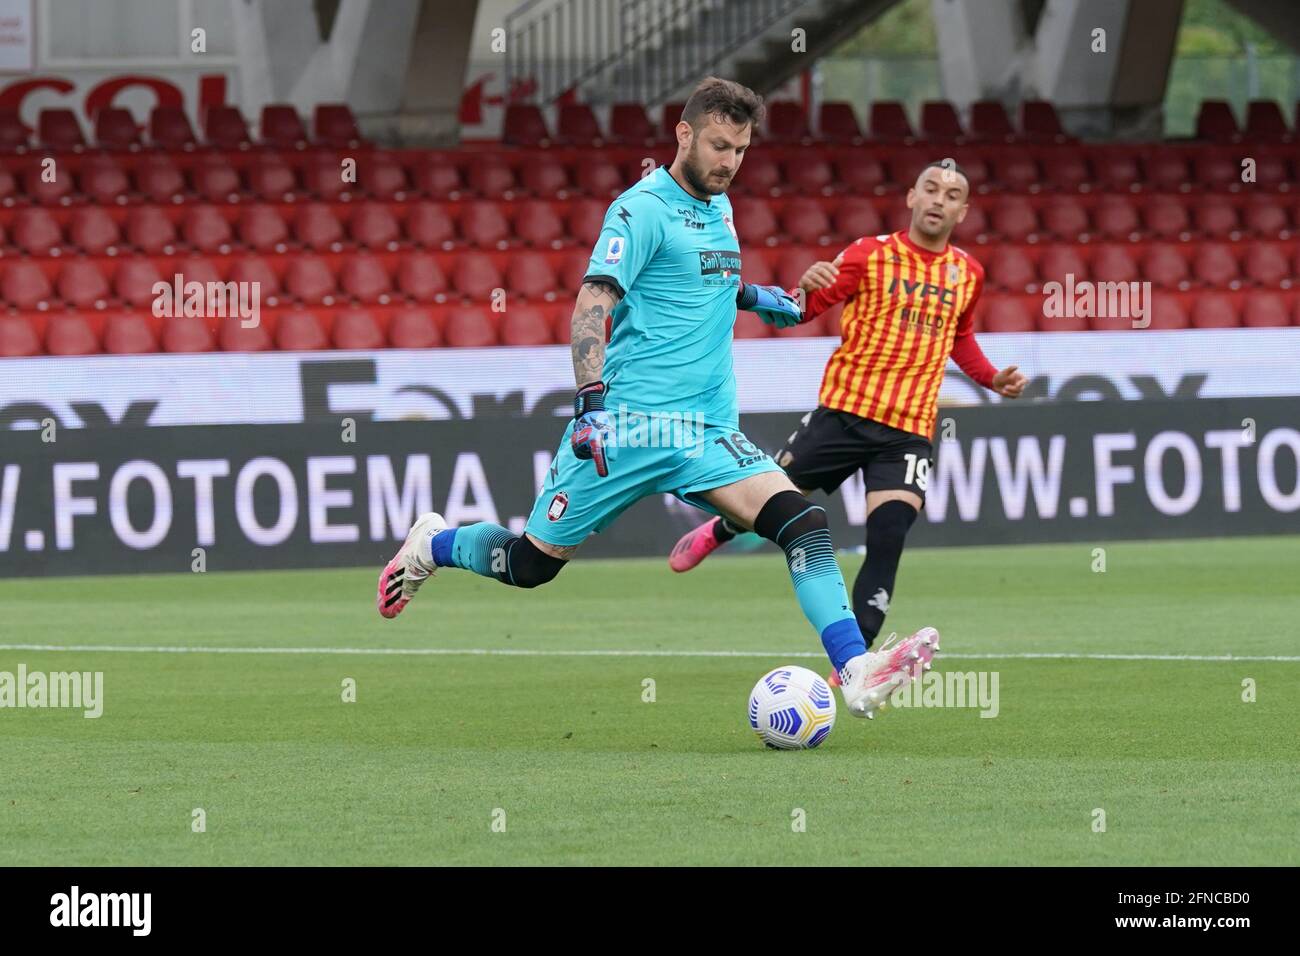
[376,512,446,619]
[835,627,941,718]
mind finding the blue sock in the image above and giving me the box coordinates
[780,522,868,673]
[425,524,514,579]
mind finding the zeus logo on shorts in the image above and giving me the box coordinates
[547,492,569,521]
[604,237,625,264]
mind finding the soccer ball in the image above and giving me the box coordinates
[748,666,836,750]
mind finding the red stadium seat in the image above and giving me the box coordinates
[193,158,242,202]
[125,207,178,253]
[93,107,140,149]
[969,100,1014,141]
[991,197,1038,241]
[260,105,308,149]
[303,157,350,200]
[0,109,29,151]
[56,260,110,308]
[659,103,686,142]
[609,103,655,145]
[1242,242,1290,286]
[788,156,834,195]
[406,202,456,249]
[283,256,338,304]
[1144,197,1191,240]
[1094,196,1140,240]
[3,262,53,309]
[412,160,461,199]
[558,249,594,292]
[566,198,607,247]
[219,314,274,352]
[460,202,511,249]
[204,105,251,149]
[1192,243,1240,286]
[237,205,289,252]
[505,251,558,300]
[1242,292,1290,327]
[360,154,409,199]
[13,208,63,255]
[0,317,40,356]
[69,208,121,255]
[314,104,361,146]
[1041,199,1089,239]
[818,102,863,144]
[987,247,1037,291]
[333,308,385,349]
[275,311,329,350]
[835,155,887,193]
[350,202,402,250]
[149,106,197,149]
[175,255,222,290]
[1190,293,1239,328]
[740,250,775,286]
[520,158,569,197]
[161,316,215,353]
[556,104,603,146]
[574,160,623,197]
[38,109,85,150]
[774,250,813,290]
[920,102,964,142]
[514,200,565,248]
[24,160,73,204]
[450,252,502,299]
[294,204,346,251]
[869,102,914,141]
[1040,245,1090,284]
[766,102,810,143]
[465,160,516,199]
[444,305,498,346]
[952,204,988,242]
[736,154,779,194]
[781,199,832,246]
[396,253,448,302]
[1095,152,1141,191]
[1043,155,1090,191]
[228,256,282,303]
[1146,153,1190,191]
[501,305,554,345]
[992,155,1039,191]
[135,157,186,203]
[80,156,131,204]
[1244,101,1289,141]
[1195,100,1239,142]
[502,104,550,147]
[832,198,882,241]
[181,206,234,253]
[1194,196,1239,238]
[1142,244,1190,288]
[1192,151,1238,189]
[1089,245,1138,284]
[1147,296,1189,330]
[981,297,1035,333]
[113,258,164,307]
[388,307,441,348]
[103,313,159,354]
[339,254,394,303]
[1241,198,1289,237]
[45,315,99,355]
[1020,100,1067,142]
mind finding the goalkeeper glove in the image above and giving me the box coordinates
[571,381,616,477]
[737,281,802,329]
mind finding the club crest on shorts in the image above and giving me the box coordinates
[547,491,569,521]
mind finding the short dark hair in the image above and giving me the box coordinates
[921,159,970,188]
[680,77,765,133]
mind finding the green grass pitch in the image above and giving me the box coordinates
[1,536,1296,866]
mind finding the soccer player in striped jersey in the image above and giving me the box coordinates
[670,161,1028,654]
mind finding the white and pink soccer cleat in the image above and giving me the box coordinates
[668,517,728,572]
[832,627,940,718]
[376,512,446,619]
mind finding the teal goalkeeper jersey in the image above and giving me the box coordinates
[582,165,743,428]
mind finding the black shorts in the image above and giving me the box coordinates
[774,406,933,503]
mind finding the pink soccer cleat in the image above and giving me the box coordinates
[377,512,446,619]
[668,516,728,572]
[831,627,940,718]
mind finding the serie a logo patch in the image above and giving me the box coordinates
[604,237,624,264]
[547,491,569,520]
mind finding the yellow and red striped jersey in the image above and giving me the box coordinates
[803,231,993,439]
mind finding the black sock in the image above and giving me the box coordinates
[712,517,741,543]
[852,499,917,646]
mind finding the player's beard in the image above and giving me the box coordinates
[913,208,953,241]
[683,142,730,196]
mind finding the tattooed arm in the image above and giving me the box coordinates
[570,279,621,386]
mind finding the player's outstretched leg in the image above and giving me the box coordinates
[668,516,744,572]
[851,499,919,647]
[377,514,567,619]
[749,489,931,718]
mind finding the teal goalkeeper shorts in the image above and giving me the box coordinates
[524,415,784,547]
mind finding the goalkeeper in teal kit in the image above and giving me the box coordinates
[376,77,938,718]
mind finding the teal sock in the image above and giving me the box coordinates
[425,524,514,580]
